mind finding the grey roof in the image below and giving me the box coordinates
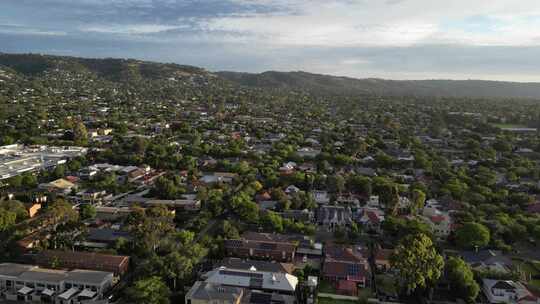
[66,269,112,285]
[218,258,293,274]
[459,250,512,266]
[87,228,132,242]
[0,263,35,278]
[205,267,298,292]
[0,263,112,286]
[18,268,67,283]
[187,281,243,301]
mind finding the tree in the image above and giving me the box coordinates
[346,175,372,196]
[79,204,97,220]
[126,276,170,304]
[390,233,444,295]
[230,192,259,223]
[261,211,284,232]
[73,121,88,145]
[21,173,38,188]
[380,183,400,216]
[411,189,426,214]
[455,222,490,249]
[327,175,345,194]
[446,257,480,303]
[0,211,17,232]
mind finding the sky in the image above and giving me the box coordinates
[1,0,540,82]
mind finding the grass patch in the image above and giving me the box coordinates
[317,297,357,304]
[491,123,528,129]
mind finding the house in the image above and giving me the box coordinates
[142,197,201,211]
[280,209,314,223]
[336,193,360,206]
[186,281,244,304]
[224,232,297,262]
[317,206,352,230]
[216,258,294,274]
[38,178,76,194]
[200,172,238,184]
[80,228,132,249]
[421,200,454,238]
[185,282,296,304]
[482,279,539,304]
[312,190,330,204]
[35,250,130,276]
[357,208,384,233]
[204,267,298,295]
[458,250,513,270]
[322,244,370,289]
[279,162,296,175]
[79,189,107,203]
[0,263,113,303]
[297,147,321,158]
[285,185,301,195]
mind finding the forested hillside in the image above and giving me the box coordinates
[218,70,540,99]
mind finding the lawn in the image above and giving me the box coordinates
[491,123,528,129]
[317,297,358,304]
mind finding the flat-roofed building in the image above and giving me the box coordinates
[0,263,113,303]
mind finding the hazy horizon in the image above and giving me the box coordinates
[2,0,540,82]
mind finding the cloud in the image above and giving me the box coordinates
[81,24,188,35]
[1,0,540,81]
[0,24,66,36]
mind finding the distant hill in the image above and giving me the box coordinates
[0,53,211,82]
[2,53,540,99]
[218,71,540,99]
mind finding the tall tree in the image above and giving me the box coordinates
[455,222,490,249]
[445,257,480,303]
[73,121,88,146]
[411,189,426,214]
[390,233,444,295]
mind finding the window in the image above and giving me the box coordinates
[6,280,12,287]
[65,283,72,289]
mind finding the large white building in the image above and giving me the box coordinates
[0,144,87,180]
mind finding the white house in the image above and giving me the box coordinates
[482,279,539,304]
